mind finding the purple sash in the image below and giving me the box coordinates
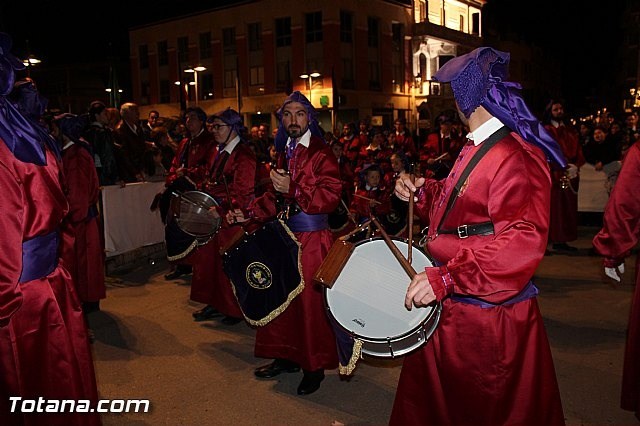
[19,231,59,283]
[451,280,538,308]
[286,211,328,232]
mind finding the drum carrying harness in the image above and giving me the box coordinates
[431,126,511,240]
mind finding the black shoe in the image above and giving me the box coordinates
[254,359,300,379]
[297,369,325,395]
[552,243,578,252]
[544,249,553,256]
[82,301,101,314]
[192,305,221,322]
[164,265,192,280]
[221,316,242,325]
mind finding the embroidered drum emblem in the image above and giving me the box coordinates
[246,262,272,289]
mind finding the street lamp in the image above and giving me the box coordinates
[105,88,123,108]
[22,55,41,77]
[411,74,422,136]
[630,87,640,109]
[300,72,321,105]
[184,66,206,106]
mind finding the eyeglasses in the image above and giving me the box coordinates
[209,124,230,131]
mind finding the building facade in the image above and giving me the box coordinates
[128,0,484,134]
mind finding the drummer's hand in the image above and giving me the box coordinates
[226,209,248,224]
[395,175,425,202]
[175,167,185,177]
[405,271,436,310]
[270,168,291,193]
[208,207,221,220]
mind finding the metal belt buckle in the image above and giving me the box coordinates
[457,224,469,239]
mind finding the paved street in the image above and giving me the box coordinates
[88,225,638,425]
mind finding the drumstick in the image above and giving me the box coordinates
[407,167,415,265]
[353,193,382,205]
[174,191,213,211]
[433,152,448,162]
[370,215,416,278]
[339,219,371,241]
[341,198,358,224]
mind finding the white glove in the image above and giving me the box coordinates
[566,163,578,179]
[605,263,625,282]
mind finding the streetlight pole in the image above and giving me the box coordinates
[185,66,206,106]
[300,72,321,105]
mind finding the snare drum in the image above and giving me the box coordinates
[324,237,441,358]
[174,190,221,243]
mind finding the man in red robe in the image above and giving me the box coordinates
[162,107,216,289]
[229,91,342,396]
[543,99,585,253]
[392,47,565,425]
[57,114,106,318]
[0,33,100,425]
[592,139,640,420]
[190,108,256,325]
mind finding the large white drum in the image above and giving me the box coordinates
[324,237,441,358]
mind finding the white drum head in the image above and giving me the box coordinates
[325,238,438,357]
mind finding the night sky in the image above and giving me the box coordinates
[0,1,627,117]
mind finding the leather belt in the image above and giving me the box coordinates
[438,221,494,239]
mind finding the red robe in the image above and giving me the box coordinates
[349,186,391,224]
[166,130,216,188]
[0,142,100,426]
[545,123,585,242]
[190,141,256,318]
[250,133,342,371]
[390,131,564,425]
[60,142,106,303]
[592,141,640,416]
[393,131,418,159]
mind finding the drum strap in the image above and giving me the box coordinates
[435,126,510,236]
[209,148,231,184]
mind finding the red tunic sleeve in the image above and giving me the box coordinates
[592,141,640,266]
[0,151,24,325]
[422,135,552,303]
[288,138,342,215]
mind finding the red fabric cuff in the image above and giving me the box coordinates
[425,265,454,302]
[604,257,624,268]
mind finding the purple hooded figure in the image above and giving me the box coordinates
[433,46,566,170]
[0,32,59,165]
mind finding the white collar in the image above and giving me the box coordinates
[223,135,241,153]
[191,128,205,139]
[550,119,563,128]
[287,129,311,148]
[467,117,504,146]
[365,184,377,191]
[62,139,74,151]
